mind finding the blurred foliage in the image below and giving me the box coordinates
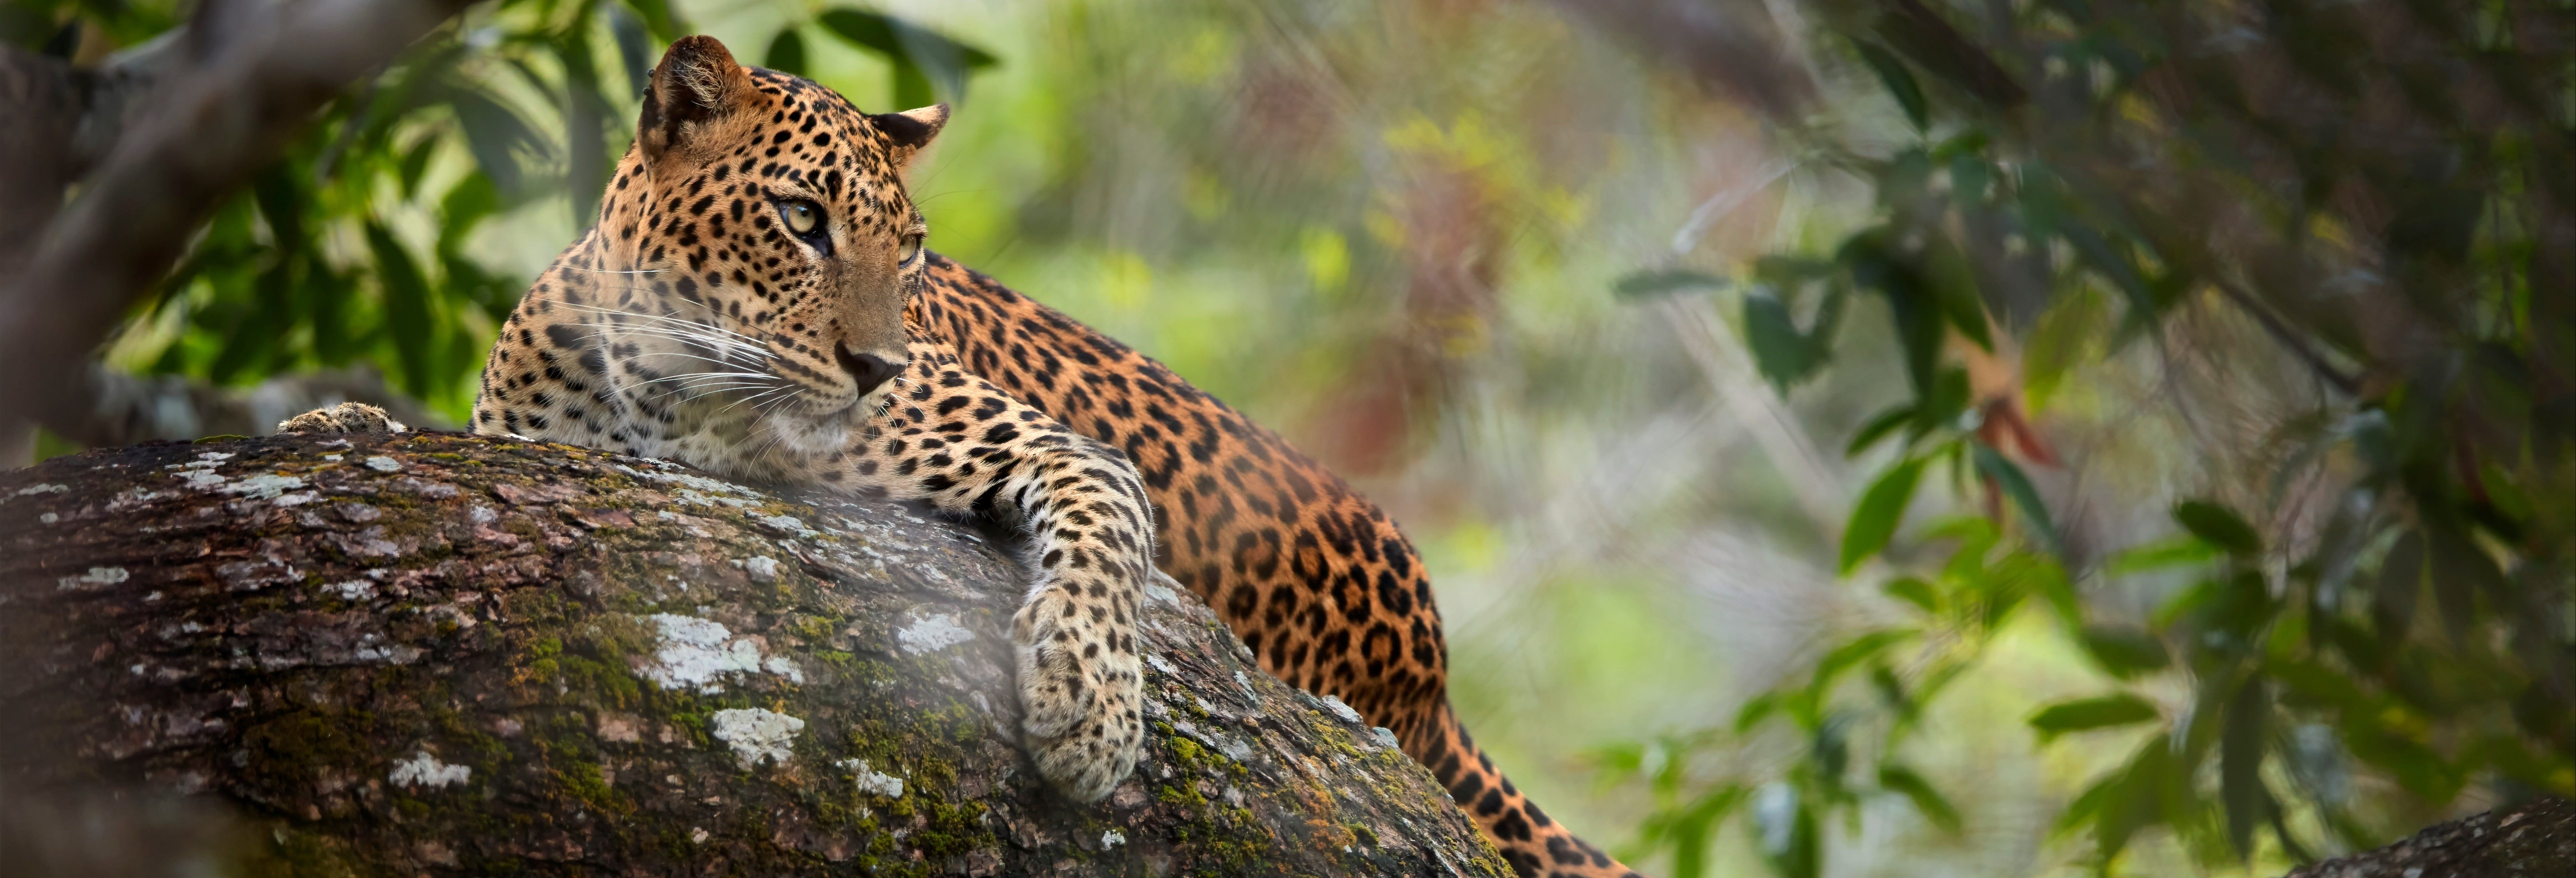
[12,0,2572,875]
[8,0,989,419]
[1606,0,2572,875]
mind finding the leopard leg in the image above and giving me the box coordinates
[275,402,409,435]
[831,342,1153,802]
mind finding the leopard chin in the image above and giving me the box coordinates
[753,386,892,462]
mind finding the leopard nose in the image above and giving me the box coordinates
[834,343,904,394]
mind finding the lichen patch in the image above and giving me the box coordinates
[222,473,308,500]
[837,758,904,797]
[896,613,974,654]
[710,708,804,768]
[388,751,471,789]
[55,567,129,591]
[640,613,797,692]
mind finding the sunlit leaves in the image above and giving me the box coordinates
[816,8,1000,109]
[1840,458,1925,573]
[764,27,808,77]
[1850,40,1927,132]
[1743,284,1844,389]
[1611,268,1728,298]
[1972,445,2056,556]
[2219,677,2271,858]
[2028,695,2160,742]
[1876,765,1962,834]
[364,222,439,397]
[2172,500,2262,556]
[2077,625,2169,678]
[444,81,551,198]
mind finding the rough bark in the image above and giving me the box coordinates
[2280,797,2573,878]
[0,432,1510,877]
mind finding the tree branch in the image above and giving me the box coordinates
[0,432,1510,875]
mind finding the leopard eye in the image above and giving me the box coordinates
[897,234,922,265]
[778,199,823,237]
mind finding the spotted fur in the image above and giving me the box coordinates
[291,35,1640,877]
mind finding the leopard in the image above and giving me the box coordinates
[287,35,1643,878]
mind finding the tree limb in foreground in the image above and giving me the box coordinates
[0,432,1510,876]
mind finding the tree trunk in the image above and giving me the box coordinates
[0,432,1511,877]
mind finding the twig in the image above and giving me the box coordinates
[2210,278,2363,396]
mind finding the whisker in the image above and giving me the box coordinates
[556,301,768,348]
[567,322,764,352]
[718,385,800,416]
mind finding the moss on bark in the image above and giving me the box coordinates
[0,432,1511,877]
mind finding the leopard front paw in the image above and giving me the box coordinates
[1010,579,1145,802]
[276,402,409,435]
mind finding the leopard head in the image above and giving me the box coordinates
[581,35,943,462]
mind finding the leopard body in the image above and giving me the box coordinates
[423,35,1634,878]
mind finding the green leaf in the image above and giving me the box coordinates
[1749,785,1819,878]
[248,168,305,252]
[2425,529,2486,649]
[2058,222,2163,329]
[2342,725,2460,800]
[2029,694,2160,742]
[301,262,352,366]
[1841,458,1927,574]
[1973,445,2058,556]
[1923,242,1993,351]
[1734,692,1779,734]
[439,173,501,243]
[1882,576,1939,614]
[606,4,656,94]
[1743,285,1843,389]
[1877,765,1963,834]
[208,259,296,384]
[1845,404,1914,458]
[554,30,614,228]
[1841,233,1944,398]
[365,222,440,397]
[1852,40,1929,132]
[395,136,439,199]
[1809,630,1917,701]
[2173,500,2262,556]
[618,0,687,43]
[2078,625,2170,678]
[2220,677,2269,858]
[2265,657,2373,713]
[2092,739,2173,859]
[2372,530,2423,646]
[1666,786,1744,878]
[2022,285,2102,406]
[1612,268,1729,298]
[764,27,808,77]
[817,8,1000,107]
[446,83,550,197]
[1911,366,1971,438]
[2105,535,2224,576]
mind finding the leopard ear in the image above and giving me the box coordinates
[868,104,948,170]
[638,35,757,161]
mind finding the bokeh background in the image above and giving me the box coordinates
[7,0,2568,876]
